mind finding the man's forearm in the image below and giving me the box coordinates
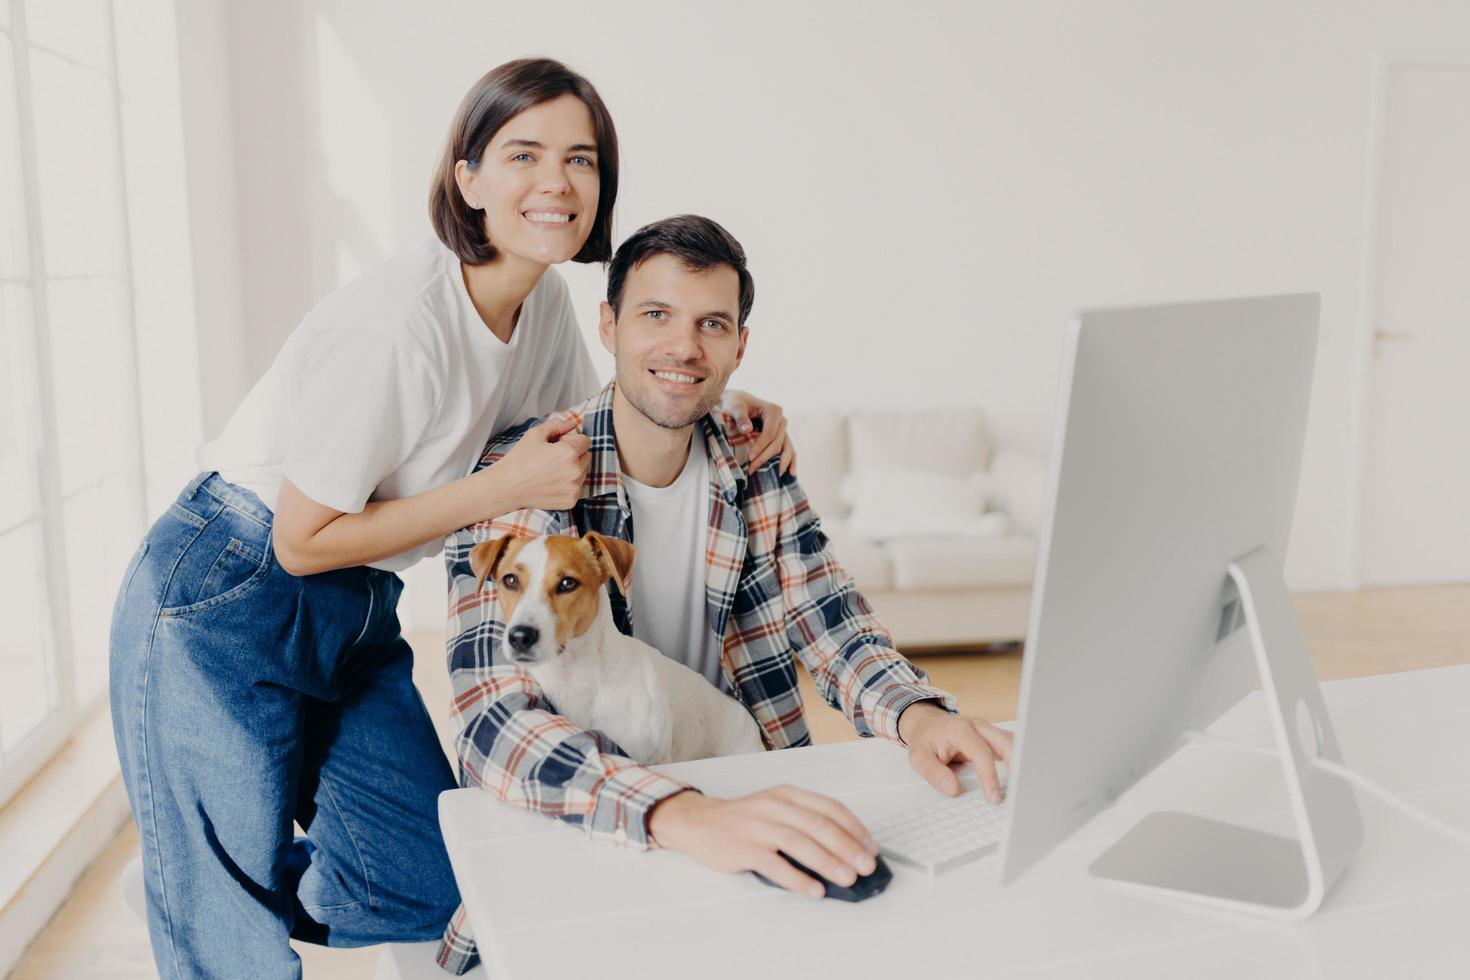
[897,699,953,746]
[646,788,704,848]
[452,679,692,848]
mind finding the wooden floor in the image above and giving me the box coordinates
[802,583,1470,743]
[12,585,1469,978]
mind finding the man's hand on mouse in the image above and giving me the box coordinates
[898,701,1014,804]
[648,786,879,899]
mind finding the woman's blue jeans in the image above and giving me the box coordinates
[109,473,460,979]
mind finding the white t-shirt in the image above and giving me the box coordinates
[622,437,728,692]
[196,239,600,571]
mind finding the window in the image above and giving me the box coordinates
[0,0,144,806]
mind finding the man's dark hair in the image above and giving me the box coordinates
[606,215,755,328]
[429,57,618,265]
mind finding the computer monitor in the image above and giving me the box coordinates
[997,294,1364,918]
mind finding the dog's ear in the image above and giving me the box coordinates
[584,532,636,596]
[470,536,518,591]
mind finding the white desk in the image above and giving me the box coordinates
[440,666,1470,979]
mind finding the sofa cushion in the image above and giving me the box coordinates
[843,467,1003,540]
[817,518,893,591]
[885,533,1037,590]
[987,448,1049,535]
[848,409,991,477]
[787,411,848,520]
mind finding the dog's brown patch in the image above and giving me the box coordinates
[470,535,524,592]
[540,536,616,646]
[584,532,636,596]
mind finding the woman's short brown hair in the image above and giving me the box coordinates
[430,58,618,265]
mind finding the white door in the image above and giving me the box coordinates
[1358,65,1470,586]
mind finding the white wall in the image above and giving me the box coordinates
[116,0,250,517]
[172,0,249,442]
[212,0,1470,597]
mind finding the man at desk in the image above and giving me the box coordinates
[436,214,1013,973]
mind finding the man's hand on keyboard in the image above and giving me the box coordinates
[897,703,1013,804]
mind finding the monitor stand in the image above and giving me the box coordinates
[1086,545,1364,919]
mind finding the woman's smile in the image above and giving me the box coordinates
[522,207,577,226]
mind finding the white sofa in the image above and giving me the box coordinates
[789,410,1047,650]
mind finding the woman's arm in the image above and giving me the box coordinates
[721,389,796,476]
[274,467,511,576]
[274,416,589,576]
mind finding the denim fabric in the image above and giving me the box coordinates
[109,472,459,980]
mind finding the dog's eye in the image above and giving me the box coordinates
[500,574,519,591]
[556,576,580,593]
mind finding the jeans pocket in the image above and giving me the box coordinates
[161,537,273,618]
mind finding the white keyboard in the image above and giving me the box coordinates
[870,788,1008,875]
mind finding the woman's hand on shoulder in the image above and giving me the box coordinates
[721,389,796,477]
[490,415,591,513]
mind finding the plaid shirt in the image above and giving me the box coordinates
[435,383,957,973]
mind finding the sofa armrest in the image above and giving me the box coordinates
[986,448,1049,535]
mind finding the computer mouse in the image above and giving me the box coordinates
[751,851,893,902]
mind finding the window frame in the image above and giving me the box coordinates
[0,0,145,808]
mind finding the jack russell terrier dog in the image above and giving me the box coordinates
[469,531,767,766]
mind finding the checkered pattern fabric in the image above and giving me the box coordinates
[435,383,957,973]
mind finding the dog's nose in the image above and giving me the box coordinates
[507,625,539,653]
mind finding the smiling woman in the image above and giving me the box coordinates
[446,93,607,334]
[429,59,618,268]
[108,57,615,980]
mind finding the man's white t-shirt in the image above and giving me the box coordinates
[621,437,728,692]
[196,239,600,571]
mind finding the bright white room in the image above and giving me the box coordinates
[2,0,1467,976]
